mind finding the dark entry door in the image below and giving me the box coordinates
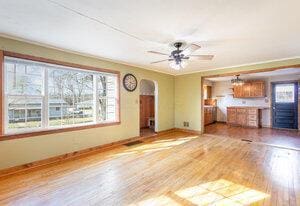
[272,82,298,129]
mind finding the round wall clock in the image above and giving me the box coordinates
[123,73,137,92]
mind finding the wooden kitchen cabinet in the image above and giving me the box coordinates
[233,85,243,98]
[227,108,237,124]
[204,107,216,125]
[250,81,265,97]
[227,107,261,128]
[236,108,247,126]
[242,83,251,97]
[233,81,265,98]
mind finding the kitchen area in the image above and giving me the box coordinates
[203,77,269,129]
[203,69,300,133]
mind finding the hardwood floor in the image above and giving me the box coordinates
[0,131,299,205]
[205,122,300,150]
[140,127,156,137]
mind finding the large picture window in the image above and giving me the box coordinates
[4,56,119,134]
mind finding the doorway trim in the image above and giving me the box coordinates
[139,79,159,133]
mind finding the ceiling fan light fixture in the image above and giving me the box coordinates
[170,60,187,70]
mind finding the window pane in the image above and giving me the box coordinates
[8,97,42,130]
[275,84,295,103]
[74,73,94,124]
[107,75,117,98]
[5,59,43,95]
[98,75,117,122]
[99,98,107,122]
[48,68,94,127]
[107,98,116,121]
[98,75,107,97]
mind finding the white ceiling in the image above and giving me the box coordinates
[206,68,300,82]
[0,0,300,75]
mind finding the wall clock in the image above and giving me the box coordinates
[123,73,137,92]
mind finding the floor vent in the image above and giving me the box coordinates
[241,139,253,143]
[124,140,143,147]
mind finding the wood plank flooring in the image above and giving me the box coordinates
[0,131,299,205]
[205,123,300,149]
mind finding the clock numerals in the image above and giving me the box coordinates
[123,74,137,92]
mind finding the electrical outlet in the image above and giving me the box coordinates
[183,121,189,127]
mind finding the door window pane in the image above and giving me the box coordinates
[275,84,295,103]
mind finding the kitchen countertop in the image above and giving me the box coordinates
[204,105,217,108]
[227,106,270,109]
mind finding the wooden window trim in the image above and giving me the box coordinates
[0,51,121,141]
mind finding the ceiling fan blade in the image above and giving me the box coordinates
[150,59,173,64]
[147,51,169,56]
[188,55,214,60]
[181,44,201,56]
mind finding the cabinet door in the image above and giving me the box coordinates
[236,108,247,126]
[233,86,243,98]
[209,108,214,124]
[250,82,265,97]
[204,108,209,125]
[227,108,237,124]
[242,83,251,98]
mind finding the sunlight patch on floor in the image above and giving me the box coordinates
[111,136,198,157]
[128,195,181,206]
[129,179,269,206]
[175,179,269,206]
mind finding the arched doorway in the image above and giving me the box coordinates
[139,79,158,137]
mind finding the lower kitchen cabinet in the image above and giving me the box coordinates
[227,107,261,128]
[204,107,216,125]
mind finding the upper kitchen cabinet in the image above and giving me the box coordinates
[250,81,265,97]
[233,81,265,98]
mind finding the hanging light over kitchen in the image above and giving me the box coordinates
[231,75,244,86]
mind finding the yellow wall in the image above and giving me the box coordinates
[0,37,175,170]
[175,58,300,132]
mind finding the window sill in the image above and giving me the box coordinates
[0,121,121,141]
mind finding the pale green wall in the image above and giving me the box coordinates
[175,74,202,131]
[0,37,175,170]
[175,58,300,132]
[1,36,299,170]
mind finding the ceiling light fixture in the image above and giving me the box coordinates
[231,74,244,86]
[170,60,187,70]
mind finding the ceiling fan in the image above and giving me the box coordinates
[148,42,214,70]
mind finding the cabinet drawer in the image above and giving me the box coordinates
[237,108,247,114]
[248,114,258,121]
[248,120,258,127]
[248,109,258,115]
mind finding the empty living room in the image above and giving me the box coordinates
[0,1,300,205]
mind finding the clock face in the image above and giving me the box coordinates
[123,74,137,92]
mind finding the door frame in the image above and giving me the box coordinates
[270,80,299,130]
[139,79,158,133]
